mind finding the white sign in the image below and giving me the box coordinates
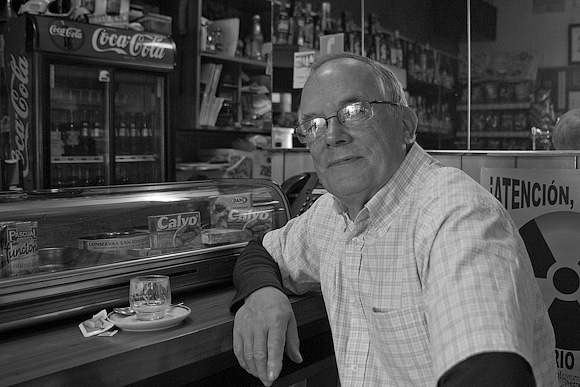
[481,168,580,386]
[293,51,315,89]
[319,33,344,55]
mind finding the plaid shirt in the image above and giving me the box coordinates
[263,144,557,386]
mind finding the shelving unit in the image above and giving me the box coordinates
[164,0,273,165]
[455,101,532,150]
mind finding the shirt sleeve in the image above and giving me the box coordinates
[229,235,284,313]
[438,352,536,387]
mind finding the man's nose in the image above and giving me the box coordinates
[324,117,350,145]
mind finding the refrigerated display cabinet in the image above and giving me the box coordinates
[0,178,290,332]
[2,14,175,191]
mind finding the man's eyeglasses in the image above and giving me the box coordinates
[294,100,401,143]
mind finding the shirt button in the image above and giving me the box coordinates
[351,364,359,372]
[352,237,359,244]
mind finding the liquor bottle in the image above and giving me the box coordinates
[294,2,305,47]
[321,2,331,35]
[303,5,314,49]
[378,33,389,64]
[393,30,404,68]
[249,15,264,60]
[419,43,428,82]
[406,41,415,79]
[277,8,290,44]
[313,13,321,50]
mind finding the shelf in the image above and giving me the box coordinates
[200,52,268,71]
[115,155,158,162]
[178,126,272,135]
[456,131,530,138]
[51,156,105,163]
[456,102,530,111]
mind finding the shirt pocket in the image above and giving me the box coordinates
[368,305,435,385]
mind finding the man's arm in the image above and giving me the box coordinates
[438,352,536,387]
[230,236,285,313]
[231,236,303,387]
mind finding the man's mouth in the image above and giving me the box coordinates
[328,156,360,167]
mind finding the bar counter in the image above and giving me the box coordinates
[0,285,337,387]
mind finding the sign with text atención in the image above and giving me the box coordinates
[481,168,580,386]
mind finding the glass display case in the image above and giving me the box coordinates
[0,179,289,332]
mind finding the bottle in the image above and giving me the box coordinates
[407,41,415,79]
[50,120,65,157]
[379,33,389,64]
[303,3,314,49]
[294,3,305,47]
[249,15,264,60]
[79,110,92,156]
[64,111,79,156]
[129,115,140,155]
[90,111,101,155]
[214,27,223,54]
[141,115,153,155]
[393,30,404,68]
[321,2,331,35]
[116,113,129,155]
[277,8,290,44]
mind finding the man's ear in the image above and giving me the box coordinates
[401,107,418,145]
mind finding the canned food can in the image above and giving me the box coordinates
[78,232,150,255]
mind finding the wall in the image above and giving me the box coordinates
[472,0,580,68]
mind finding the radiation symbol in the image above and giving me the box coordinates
[520,211,580,351]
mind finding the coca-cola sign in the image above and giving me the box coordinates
[9,54,30,180]
[92,28,168,60]
[48,20,85,51]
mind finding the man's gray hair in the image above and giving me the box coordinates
[306,52,409,107]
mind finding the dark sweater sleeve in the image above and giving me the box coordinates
[229,235,285,314]
[438,352,536,387]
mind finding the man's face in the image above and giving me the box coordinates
[300,59,410,204]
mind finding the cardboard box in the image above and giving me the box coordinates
[148,212,202,249]
[199,148,271,179]
[201,228,251,245]
[139,13,172,36]
[0,221,39,278]
[88,0,130,29]
[209,193,253,229]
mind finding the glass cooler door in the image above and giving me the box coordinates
[113,71,165,185]
[49,64,109,188]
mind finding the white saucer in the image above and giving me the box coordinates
[107,305,191,332]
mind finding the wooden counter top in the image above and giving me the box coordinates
[0,285,332,387]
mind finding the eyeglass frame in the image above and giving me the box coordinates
[294,100,403,144]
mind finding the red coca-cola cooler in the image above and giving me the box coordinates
[2,14,175,191]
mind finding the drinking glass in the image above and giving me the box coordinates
[129,275,171,321]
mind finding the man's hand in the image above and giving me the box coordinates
[233,286,303,386]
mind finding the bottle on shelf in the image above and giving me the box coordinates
[79,110,93,156]
[249,15,264,60]
[64,110,80,157]
[321,2,331,36]
[303,4,314,49]
[115,113,129,155]
[141,114,154,155]
[276,4,290,45]
[294,2,305,47]
[393,30,404,69]
[129,114,141,155]
[90,110,102,155]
